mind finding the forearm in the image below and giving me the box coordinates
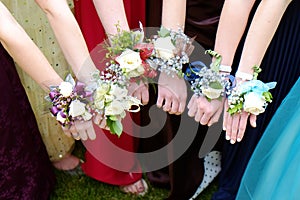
[162,0,187,30]
[35,0,97,82]
[214,0,256,66]
[238,0,292,74]
[93,0,130,34]
[0,2,62,90]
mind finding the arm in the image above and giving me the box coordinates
[224,0,293,144]
[93,0,130,34]
[35,0,97,83]
[187,1,256,125]
[157,0,187,115]
[0,2,62,89]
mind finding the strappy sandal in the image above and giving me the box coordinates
[120,178,149,196]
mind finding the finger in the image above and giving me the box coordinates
[249,114,257,128]
[93,113,102,125]
[223,101,229,131]
[194,110,203,122]
[236,112,249,142]
[225,112,233,141]
[208,107,222,127]
[163,98,172,112]
[141,86,149,105]
[74,121,88,140]
[87,125,96,140]
[61,126,72,137]
[187,95,195,109]
[187,101,197,117]
[99,117,107,129]
[169,100,179,114]
[230,114,241,144]
[178,100,186,114]
[200,110,213,126]
[156,94,164,108]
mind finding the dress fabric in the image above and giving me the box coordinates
[2,0,75,162]
[74,0,146,186]
[212,1,300,199]
[236,77,300,200]
[143,1,224,199]
[0,43,55,199]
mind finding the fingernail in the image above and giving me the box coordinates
[223,126,226,131]
[225,135,230,140]
[230,139,235,144]
[237,138,241,142]
[253,122,257,127]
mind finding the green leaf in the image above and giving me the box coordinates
[205,50,222,72]
[109,115,119,121]
[112,120,123,137]
[158,26,170,37]
[263,91,273,103]
[209,81,223,89]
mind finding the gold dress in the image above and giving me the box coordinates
[2,0,75,162]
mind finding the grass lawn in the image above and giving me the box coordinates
[50,142,218,200]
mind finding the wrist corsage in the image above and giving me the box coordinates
[227,65,277,115]
[184,50,232,100]
[106,22,158,82]
[151,26,194,78]
[86,67,142,137]
[47,74,93,127]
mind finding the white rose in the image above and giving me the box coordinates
[69,100,86,117]
[95,83,110,99]
[243,92,266,115]
[59,81,73,97]
[110,85,128,99]
[56,111,67,124]
[153,36,175,60]
[94,99,105,110]
[105,100,125,116]
[202,87,223,99]
[115,49,144,77]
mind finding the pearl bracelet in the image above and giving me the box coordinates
[235,71,253,81]
[219,64,232,73]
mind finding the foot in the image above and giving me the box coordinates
[52,153,80,171]
[120,179,148,196]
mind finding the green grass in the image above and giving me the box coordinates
[50,142,217,200]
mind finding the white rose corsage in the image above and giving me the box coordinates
[151,26,194,78]
[227,66,277,115]
[106,22,158,82]
[47,74,93,127]
[86,68,142,137]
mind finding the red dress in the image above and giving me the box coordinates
[74,0,146,186]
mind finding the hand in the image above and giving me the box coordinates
[62,120,96,141]
[93,112,110,131]
[187,95,224,126]
[157,72,187,115]
[128,81,149,105]
[223,99,257,144]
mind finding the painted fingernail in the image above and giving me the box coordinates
[230,139,235,144]
[223,126,226,131]
[237,138,242,142]
[226,135,230,140]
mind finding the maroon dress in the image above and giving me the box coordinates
[0,43,55,199]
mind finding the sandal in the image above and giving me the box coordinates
[120,178,149,196]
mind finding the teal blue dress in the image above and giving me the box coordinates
[236,77,300,200]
